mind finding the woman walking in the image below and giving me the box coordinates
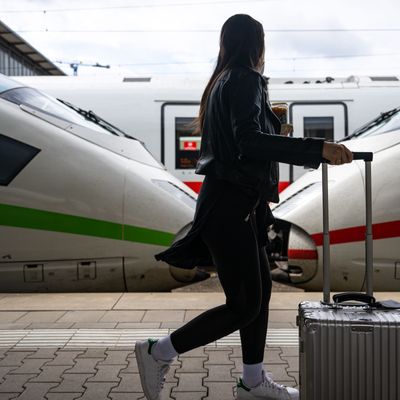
[135,14,353,400]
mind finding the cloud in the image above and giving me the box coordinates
[0,0,399,77]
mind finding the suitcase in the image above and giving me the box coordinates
[297,152,400,400]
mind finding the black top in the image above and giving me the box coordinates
[194,66,325,203]
[154,66,324,270]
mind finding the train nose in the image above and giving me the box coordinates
[169,265,210,284]
[269,221,318,285]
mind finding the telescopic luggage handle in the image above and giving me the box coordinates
[321,151,373,304]
[332,292,376,306]
[352,152,373,162]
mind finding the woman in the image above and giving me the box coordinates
[135,14,353,400]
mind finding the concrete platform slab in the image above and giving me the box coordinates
[99,310,145,323]
[0,312,27,323]
[56,311,107,323]
[0,293,122,311]
[0,292,398,313]
[15,311,66,324]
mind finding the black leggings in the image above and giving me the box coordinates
[170,181,272,364]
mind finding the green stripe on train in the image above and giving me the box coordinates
[0,203,174,246]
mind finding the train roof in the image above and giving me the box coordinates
[13,74,400,92]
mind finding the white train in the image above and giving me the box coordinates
[0,73,207,292]
[15,74,400,193]
[269,109,400,291]
[2,73,399,292]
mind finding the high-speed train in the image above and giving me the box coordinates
[0,73,206,292]
[268,108,400,291]
[15,74,400,193]
[2,73,399,292]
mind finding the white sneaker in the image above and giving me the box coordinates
[236,370,299,400]
[135,338,173,400]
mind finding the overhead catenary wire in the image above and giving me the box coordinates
[53,66,400,75]
[3,2,399,76]
[113,53,400,66]
[12,28,400,33]
[0,0,282,13]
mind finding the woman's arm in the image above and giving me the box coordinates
[229,71,325,167]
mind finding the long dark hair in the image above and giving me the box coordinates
[189,14,265,136]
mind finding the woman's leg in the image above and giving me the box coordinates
[169,207,263,354]
[239,241,272,364]
[239,231,272,388]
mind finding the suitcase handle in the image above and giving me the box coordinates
[352,152,373,161]
[321,152,373,164]
[321,152,373,304]
[333,292,376,306]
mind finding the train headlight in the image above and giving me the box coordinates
[152,179,196,210]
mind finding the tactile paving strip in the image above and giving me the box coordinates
[0,328,298,348]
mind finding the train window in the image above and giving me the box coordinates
[0,87,116,135]
[342,108,400,142]
[304,117,334,141]
[0,134,40,186]
[175,117,201,169]
[1,87,98,130]
[359,111,400,137]
[272,182,323,217]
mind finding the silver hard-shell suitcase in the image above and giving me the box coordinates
[297,153,400,400]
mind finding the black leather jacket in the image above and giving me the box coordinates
[195,65,325,203]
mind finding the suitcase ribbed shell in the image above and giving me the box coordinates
[298,301,400,400]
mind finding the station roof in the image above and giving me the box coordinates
[0,19,65,76]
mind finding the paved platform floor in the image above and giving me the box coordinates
[0,291,398,399]
[0,345,298,400]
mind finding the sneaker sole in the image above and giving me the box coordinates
[135,341,155,400]
[235,387,255,400]
[236,384,298,400]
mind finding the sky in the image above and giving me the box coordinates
[0,0,399,79]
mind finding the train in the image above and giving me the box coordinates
[1,72,399,291]
[15,73,400,193]
[269,108,400,291]
[0,73,205,292]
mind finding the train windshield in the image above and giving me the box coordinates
[342,107,400,141]
[0,78,164,169]
[0,85,131,137]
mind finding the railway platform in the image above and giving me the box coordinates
[0,291,399,399]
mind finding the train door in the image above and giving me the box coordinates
[162,103,203,193]
[287,102,348,182]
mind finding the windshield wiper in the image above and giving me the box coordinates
[57,98,138,140]
[340,106,400,142]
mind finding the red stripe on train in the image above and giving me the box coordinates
[311,220,400,246]
[278,181,291,192]
[288,249,318,259]
[184,181,291,194]
[183,181,203,193]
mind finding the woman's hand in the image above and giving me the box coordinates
[280,123,293,136]
[322,142,353,165]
